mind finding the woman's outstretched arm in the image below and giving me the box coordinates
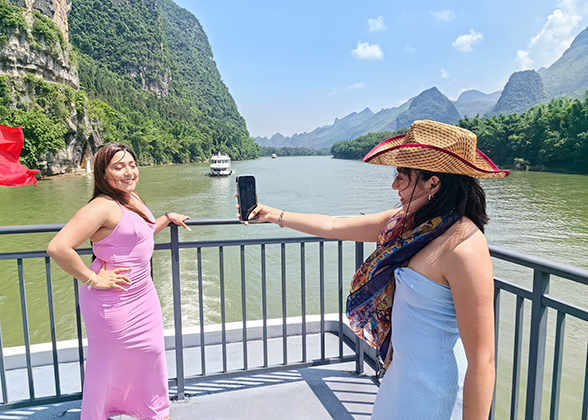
[153,212,191,235]
[246,204,400,243]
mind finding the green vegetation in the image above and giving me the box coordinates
[0,1,66,54]
[0,1,27,34]
[0,75,70,168]
[330,129,408,160]
[0,0,259,172]
[260,146,331,157]
[395,87,461,130]
[487,70,548,117]
[77,52,260,164]
[542,27,588,98]
[333,94,588,175]
[460,94,588,174]
[68,0,259,165]
[32,10,66,51]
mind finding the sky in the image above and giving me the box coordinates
[172,0,588,138]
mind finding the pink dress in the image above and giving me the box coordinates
[80,202,169,420]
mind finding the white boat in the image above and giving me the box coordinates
[209,153,232,176]
[271,153,277,159]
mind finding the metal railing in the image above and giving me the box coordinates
[0,219,376,411]
[488,246,588,420]
[0,219,588,419]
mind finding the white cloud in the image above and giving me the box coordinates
[347,83,365,90]
[327,90,337,97]
[440,69,449,79]
[405,45,416,53]
[352,42,384,60]
[430,10,456,21]
[514,0,588,70]
[368,15,386,32]
[514,50,533,70]
[452,29,484,52]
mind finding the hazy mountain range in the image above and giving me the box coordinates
[256,26,588,149]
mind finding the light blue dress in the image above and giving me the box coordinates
[370,267,468,419]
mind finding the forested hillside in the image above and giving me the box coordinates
[331,129,408,160]
[486,70,549,116]
[542,26,588,98]
[69,0,259,164]
[460,95,588,173]
[0,0,258,174]
[332,94,588,174]
[0,0,84,172]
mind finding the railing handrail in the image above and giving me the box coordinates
[489,244,588,284]
[2,219,587,281]
[0,217,244,235]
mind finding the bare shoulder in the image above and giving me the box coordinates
[81,195,114,211]
[446,217,488,251]
[74,195,120,225]
[440,217,492,280]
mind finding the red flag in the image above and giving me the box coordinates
[0,125,40,187]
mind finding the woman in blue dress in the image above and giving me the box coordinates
[242,120,508,419]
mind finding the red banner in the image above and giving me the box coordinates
[0,125,40,187]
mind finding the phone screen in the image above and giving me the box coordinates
[237,175,258,222]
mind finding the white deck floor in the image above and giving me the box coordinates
[1,334,380,419]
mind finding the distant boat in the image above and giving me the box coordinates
[210,153,232,176]
[271,153,277,159]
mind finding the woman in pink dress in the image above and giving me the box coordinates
[48,144,190,420]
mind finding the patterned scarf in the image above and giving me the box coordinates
[346,209,460,370]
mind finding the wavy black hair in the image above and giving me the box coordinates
[399,167,489,232]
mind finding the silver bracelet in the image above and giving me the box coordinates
[278,210,285,228]
[165,212,172,224]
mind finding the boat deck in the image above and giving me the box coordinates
[2,334,379,419]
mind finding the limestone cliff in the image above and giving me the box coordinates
[8,0,71,41]
[1,0,78,89]
[0,0,99,175]
[0,0,257,174]
[486,70,549,117]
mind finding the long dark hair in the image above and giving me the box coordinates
[92,143,154,224]
[400,167,489,232]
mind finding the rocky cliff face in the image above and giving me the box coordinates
[9,0,71,41]
[487,70,548,116]
[1,0,78,89]
[395,87,461,129]
[0,0,99,175]
[541,26,588,98]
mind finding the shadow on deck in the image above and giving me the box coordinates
[2,365,378,420]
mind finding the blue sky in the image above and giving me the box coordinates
[172,0,588,138]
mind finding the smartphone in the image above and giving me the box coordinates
[236,175,258,222]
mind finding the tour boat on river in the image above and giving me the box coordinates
[209,152,232,176]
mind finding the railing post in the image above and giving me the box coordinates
[525,269,550,420]
[550,311,565,420]
[17,259,34,399]
[489,286,500,420]
[170,225,185,400]
[354,241,364,375]
[45,257,61,397]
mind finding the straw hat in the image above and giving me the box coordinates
[363,120,509,178]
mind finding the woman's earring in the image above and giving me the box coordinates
[428,194,433,201]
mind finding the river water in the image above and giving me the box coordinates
[0,156,587,418]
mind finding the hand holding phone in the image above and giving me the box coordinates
[236,175,258,223]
